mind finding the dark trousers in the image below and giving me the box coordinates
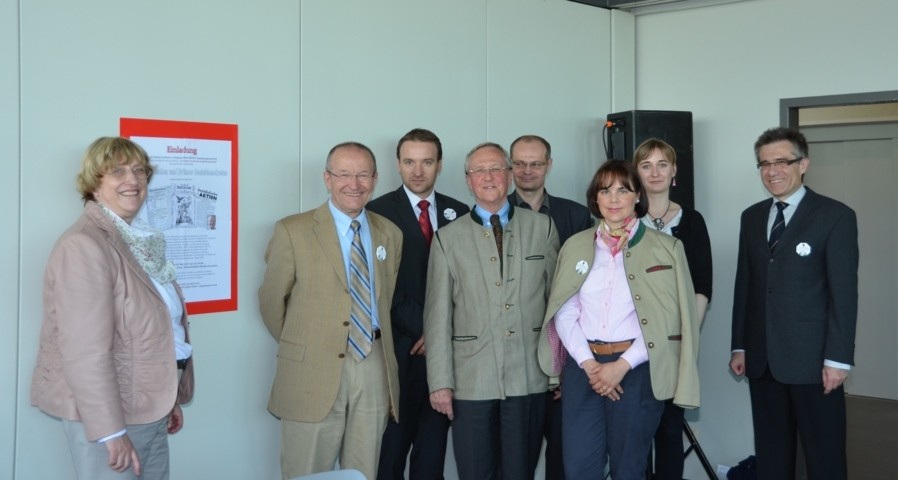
[452,393,545,480]
[562,353,663,480]
[749,368,847,480]
[651,400,684,480]
[377,350,449,480]
[542,390,565,480]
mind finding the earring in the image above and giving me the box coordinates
[672,177,677,187]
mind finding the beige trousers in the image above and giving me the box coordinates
[281,339,390,480]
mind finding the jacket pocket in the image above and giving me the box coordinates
[452,336,478,341]
[645,265,673,273]
[277,340,305,362]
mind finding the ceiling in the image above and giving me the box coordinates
[568,0,751,15]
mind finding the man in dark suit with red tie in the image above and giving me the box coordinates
[368,128,469,480]
[730,127,858,480]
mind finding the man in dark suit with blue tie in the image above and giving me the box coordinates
[368,128,469,480]
[730,127,858,480]
[507,134,592,480]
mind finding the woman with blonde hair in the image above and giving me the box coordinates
[32,137,194,480]
[633,138,712,479]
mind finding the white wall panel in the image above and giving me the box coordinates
[634,0,898,475]
[10,1,614,478]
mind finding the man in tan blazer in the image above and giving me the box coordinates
[259,142,403,480]
[424,142,559,480]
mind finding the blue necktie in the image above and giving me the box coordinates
[348,220,373,360]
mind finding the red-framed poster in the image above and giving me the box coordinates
[121,118,238,314]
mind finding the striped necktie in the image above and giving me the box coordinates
[768,201,788,251]
[348,220,373,360]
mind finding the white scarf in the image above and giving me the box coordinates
[99,204,177,284]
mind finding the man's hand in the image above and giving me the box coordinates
[551,387,562,401]
[168,404,184,434]
[410,336,426,356]
[429,388,454,420]
[105,434,141,475]
[822,366,849,394]
[729,351,746,376]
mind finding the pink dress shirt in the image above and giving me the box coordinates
[554,230,649,369]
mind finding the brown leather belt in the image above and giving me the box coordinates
[587,340,633,356]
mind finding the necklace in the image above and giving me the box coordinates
[647,200,671,230]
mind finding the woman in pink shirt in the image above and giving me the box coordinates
[539,160,700,479]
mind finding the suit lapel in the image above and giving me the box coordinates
[369,214,390,302]
[751,200,774,255]
[87,204,164,303]
[312,204,349,290]
[435,193,455,229]
[393,187,425,243]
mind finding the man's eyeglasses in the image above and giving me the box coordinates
[326,170,375,183]
[466,166,511,177]
[512,161,548,170]
[108,166,149,180]
[756,158,803,171]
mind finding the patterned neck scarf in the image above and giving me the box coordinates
[98,204,177,284]
[597,216,638,256]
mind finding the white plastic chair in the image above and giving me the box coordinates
[291,469,367,480]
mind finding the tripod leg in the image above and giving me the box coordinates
[682,418,717,480]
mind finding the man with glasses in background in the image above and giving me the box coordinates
[507,134,592,480]
[730,127,858,480]
[425,142,560,480]
[259,142,403,480]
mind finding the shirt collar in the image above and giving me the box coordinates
[473,201,511,228]
[402,185,436,210]
[512,189,551,214]
[774,185,807,209]
[328,199,369,236]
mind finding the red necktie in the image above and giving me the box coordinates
[418,200,433,246]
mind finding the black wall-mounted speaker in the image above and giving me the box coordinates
[606,110,694,211]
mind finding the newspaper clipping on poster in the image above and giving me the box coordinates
[133,137,232,305]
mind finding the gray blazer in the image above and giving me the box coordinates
[731,188,858,383]
[424,207,560,400]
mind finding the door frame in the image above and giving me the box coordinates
[780,90,898,127]
[781,91,898,479]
